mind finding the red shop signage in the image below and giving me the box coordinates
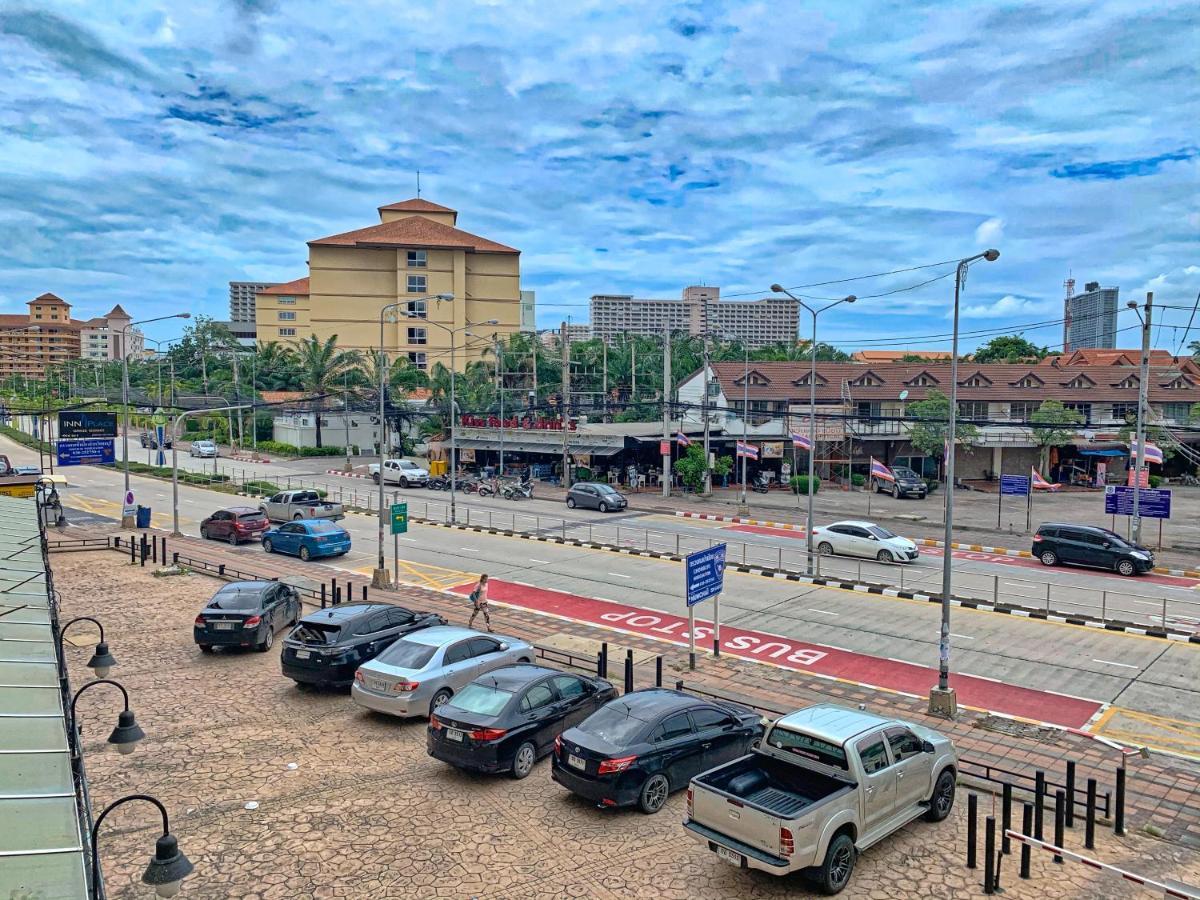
[459,415,577,432]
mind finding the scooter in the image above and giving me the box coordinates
[503,478,534,500]
[427,475,450,491]
[751,473,771,494]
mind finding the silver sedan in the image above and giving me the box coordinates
[351,625,534,719]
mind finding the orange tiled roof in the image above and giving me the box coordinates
[850,350,953,362]
[30,293,68,304]
[259,391,315,404]
[378,198,456,214]
[1044,348,1184,367]
[310,215,518,254]
[258,277,310,296]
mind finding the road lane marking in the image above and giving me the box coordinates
[950,633,975,640]
[1092,659,1140,669]
[607,573,631,579]
[529,558,551,564]
[458,547,479,552]
[807,608,840,616]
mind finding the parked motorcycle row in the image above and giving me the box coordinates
[445,475,535,500]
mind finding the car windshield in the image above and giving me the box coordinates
[766,726,849,770]
[596,485,620,495]
[1096,528,1131,547]
[377,640,437,670]
[291,622,342,645]
[869,526,898,540]
[578,704,650,746]
[451,683,514,716]
[307,520,344,534]
[237,512,264,521]
[207,585,268,611]
[893,467,918,478]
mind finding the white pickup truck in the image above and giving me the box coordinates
[368,458,429,488]
[684,704,957,895]
[259,490,345,523]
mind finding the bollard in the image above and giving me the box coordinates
[140,541,147,567]
[967,793,978,868]
[320,584,327,609]
[1065,761,1076,827]
[1002,782,1013,855]
[656,655,663,688]
[675,679,684,691]
[218,564,225,576]
[1085,778,1097,849]
[983,816,996,894]
[1114,766,1126,836]
[172,552,179,565]
[151,535,157,564]
[599,642,608,679]
[1019,803,1032,879]
[624,650,634,694]
[1054,790,1065,863]
[129,536,136,564]
[595,651,603,677]
[332,578,338,604]
[114,536,120,549]
[362,584,368,602]
[1034,770,1046,840]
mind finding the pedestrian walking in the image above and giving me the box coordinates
[467,573,492,632]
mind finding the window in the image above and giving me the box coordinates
[689,707,732,730]
[885,728,924,762]
[406,299,427,319]
[407,352,426,370]
[1013,375,1043,389]
[957,401,988,419]
[407,274,427,293]
[443,641,473,665]
[1008,401,1040,421]
[277,296,296,305]
[1161,403,1193,423]
[278,327,296,337]
[856,736,891,774]
[407,250,427,268]
[962,374,991,387]
[551,675,588,701]
[856,401,882,419]
[652,712,695,742]
[407,327,427,345]
[766,726,848,769]
[467,637,501,657]
[1109,402,1136,421]
[1063,402,1092,421]
[520,683,556,712]
[278,311,296,321]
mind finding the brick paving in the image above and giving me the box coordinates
[54,528,1200,898]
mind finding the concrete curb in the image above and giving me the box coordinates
[229,454,271,463]
[326,469,371,480]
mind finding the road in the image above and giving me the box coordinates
[15,434,1200,759]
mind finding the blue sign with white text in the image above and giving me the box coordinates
[56,438,115,466]
[1000,474,1031,496]
[1104,485,1171,519]
[686,544,727,607]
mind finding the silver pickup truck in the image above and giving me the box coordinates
[259,490,345,523]
[685,704,957,895]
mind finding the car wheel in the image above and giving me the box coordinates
[812,832,856,895]
[430,688,452,715]
[200,527,209,541]
[228,531,238,546]
[299,546,311,562]
[373,473,381,485]
[598,501,608,513]
[400,478,409,489]
[566,497,576,509]
[257,629,274,653]
[876,550,894,563]
[925,768,956,822]
[1039,549,1058,567]
[1116,559,1137,577]
[198,644,214,654]
[818,542,834,556]
[511,741,536,780]
[637,773,670,814]
[892,484,900,499]
[293,513,304,520]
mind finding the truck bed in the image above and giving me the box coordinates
[695,752,852,817]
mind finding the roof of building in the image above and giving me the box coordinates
[850,350,953,363]
[378,198,457,214]
[257,277,310,296]
[104,304,131,318]
[310,215,518,254]
[1042,348,1188,368]
[30,293,68,304]
[259,390,316,405]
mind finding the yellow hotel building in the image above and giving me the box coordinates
[255,198,521,372]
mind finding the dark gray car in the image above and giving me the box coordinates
[566,482,627,512]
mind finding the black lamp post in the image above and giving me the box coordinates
[91,794,194,899]
[59,616,118,678]
[70,679,145,756]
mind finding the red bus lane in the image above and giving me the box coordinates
[451,580,1103,730]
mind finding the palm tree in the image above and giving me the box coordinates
[294,335,361,447]
[253,341,300,390]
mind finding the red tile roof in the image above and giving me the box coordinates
[259,391,316,405]
[105,304,131,318]
[1043,348,1185,367]
[310,216,518,254]
[378,198,456,214]
[258,277,310,296]
[30,293,68,304]
[851,350,953,362]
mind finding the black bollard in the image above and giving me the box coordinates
[129,535,136,564]
[362,584,368,602]
[655,655,663,688]
[1019,803,1032,879]
[599,642,608,679]
[332,577,338,603]
[320,584,327,609]
[1054,790,1065,863]
[151,535,157,563]
[1002,782,1013,855]
[1066,760,1076,827]
[1085,778,1097,850]
[596,651,603,677]
[675,679,684,691]
[624,649,634,694]
[967,793,978,869]
[218,563,225,576]
[983,816,996,894]
[1115,766,1126,836]
[1034,770,1046,840]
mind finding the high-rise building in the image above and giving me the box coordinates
[229,281,279,324]
[520,290,537,332]
[589,286,799,348]
[0,294,81,380]
[1063,281,1118,351]
[79,304,141,360]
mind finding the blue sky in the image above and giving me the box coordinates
[1,0,1197,353]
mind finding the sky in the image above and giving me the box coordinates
[1,0,1197,353]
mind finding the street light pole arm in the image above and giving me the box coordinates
[60,616,104,647]
[90,794,171,899]
[70,678,132,729]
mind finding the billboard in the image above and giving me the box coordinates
[58,411,117,439]
[57,438,116,466]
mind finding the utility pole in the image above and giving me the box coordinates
[561,322,571,489]
[1133,292,1152,544]
[343,369,352,471]
[702,335,712,495]
[631,339,637,408]
[494,334,505,476]
[230,351,243,451]
[531,339,538,409]
[661,327,671,498]
[602,342,608,421]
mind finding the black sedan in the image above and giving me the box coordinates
[280,602,446,689]
[551,688,764,814]
[428,666,616,779]
[194,581,302,653]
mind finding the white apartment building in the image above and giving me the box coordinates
[79,304,142,361]
[590,285,799,348]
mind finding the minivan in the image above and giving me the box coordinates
[1032,523,1154,576]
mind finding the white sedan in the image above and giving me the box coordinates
[812,520,920,564]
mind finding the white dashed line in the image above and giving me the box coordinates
[950,633,975,640]
[806,608,840,616]
[528,558,551,564]
[607,573,631,579]
[1092,659,1139,669]
[458,547,479,553]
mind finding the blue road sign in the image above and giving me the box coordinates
[56,438,115,466]
[1104,485,1171,519]
[686,544,727,607]
[1000,474,1031,496]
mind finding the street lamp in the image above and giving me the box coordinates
[59,617,118,678]
[1126,294,1153,544]
[169,405,251,536]
[769,287,856,569]
[120,313,190,526]
[373,294,454,588]
[70,679,145,756]
[90,794,193,899]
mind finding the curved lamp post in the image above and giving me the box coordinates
[70,678,145,756]
[59,617,118,678]
[90,794,193,899]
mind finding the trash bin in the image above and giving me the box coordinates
[136,505,151,529]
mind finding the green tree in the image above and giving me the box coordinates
[906,389,979,475]
[294,335,361,447]
[1188,339,1200,358]
[1029,400,1084,472]
[252,341,300,391]
[972,335,1049,363]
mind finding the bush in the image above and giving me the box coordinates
[924,478,940,492]
[243,480,281,496]
[0,424,51,453]
[851,473,866,487]
[789,475,820,495]
[256,440,346,458]
[1149,474,1163,488]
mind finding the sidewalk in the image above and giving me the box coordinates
[68,523,1200,852]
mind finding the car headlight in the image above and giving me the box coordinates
[1130,551,1150,560]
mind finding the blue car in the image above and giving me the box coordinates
[262,519,351,561]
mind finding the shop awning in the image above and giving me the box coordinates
[447,437,623,457]
[1078,448,1128,457]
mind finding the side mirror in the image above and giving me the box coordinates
[1102,542,1111,549]
[499,642,510,651]
[922,740,935,754]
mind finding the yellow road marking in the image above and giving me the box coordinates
[352,560,475,591]
[1091,706,1200,759]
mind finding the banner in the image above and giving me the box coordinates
[761,442,784,459]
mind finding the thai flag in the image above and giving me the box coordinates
[870,458,894,483]
[1031,467,1060,491]
[791,432,812,451]
[736,441,759,460]
[675,431,691,447]
[1129,440,1164,465]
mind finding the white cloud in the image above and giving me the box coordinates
[974,217,1004,246]
[960,294,1047,318]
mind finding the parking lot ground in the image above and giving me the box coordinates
[55,548,1200,898]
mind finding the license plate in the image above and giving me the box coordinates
[295,650,311,659]
[716,846,743,867]
[446,728,464,742]
[369,678,389,693]
[213,622,235,631]
[568,754,585,771]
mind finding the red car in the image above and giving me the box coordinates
[200,507,270,545]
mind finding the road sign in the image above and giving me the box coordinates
[686,544,726,607]
[390,502,409,535]
[122,489,136,518]
[56,438,115,466]
[1104,485,1171,519]
[1000,474,1030,496]
[58,411,116,439]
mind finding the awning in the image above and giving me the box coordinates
[439,437,623,457]
[1078,449,1128,457]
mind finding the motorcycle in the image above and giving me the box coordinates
[751,473,771,494]
[502,478,534,501]
[427,475,450,491]
[461,476,481,494]
[476,480,496,497]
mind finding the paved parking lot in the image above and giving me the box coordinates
[60,550,1200,899]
